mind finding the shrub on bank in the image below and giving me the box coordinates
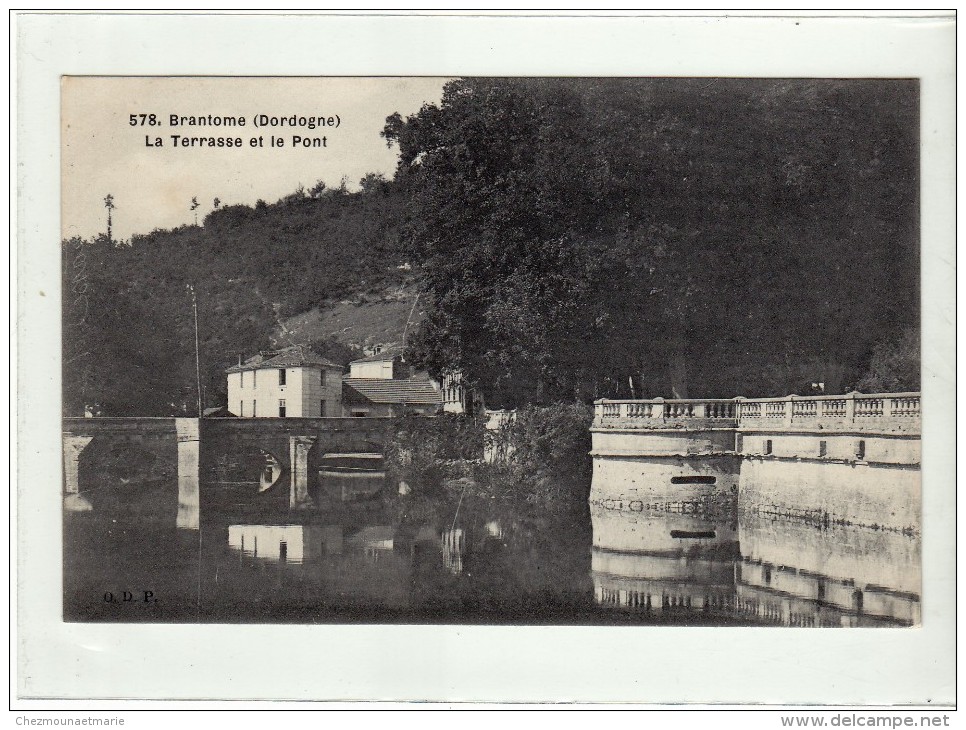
[384,403,594,507]
[384,412,488,494]
[488,402,594,506]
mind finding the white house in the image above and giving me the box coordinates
[347,347,411,379]
[225,344,343,417]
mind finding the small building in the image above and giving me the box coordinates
[225,344,343,418]
[342,375,442,417]
[441,371,482,415]
[347,347,411,380]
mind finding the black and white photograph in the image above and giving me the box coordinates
[15,11,956,707]
[60,74,923,628]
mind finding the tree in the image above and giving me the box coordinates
[308,179,327,199]
[359,172,389,196]
[103,194,115,243]
[856,328,920,393]
[384,78,919,404]
[190,196,200,225]
[213,197,221,210]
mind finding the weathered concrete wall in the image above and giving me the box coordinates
[592,426,736,457]
[590,454,740,509]
[590,408,920,529]
[201,416,391,461]
[739,430,920,465]
[738,457,920,533]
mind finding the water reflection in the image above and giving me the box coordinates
[63,473,920,626]
[591,506,920,627]
[736,515,920,627]
[592,509,738,619]
[227,524,343,563]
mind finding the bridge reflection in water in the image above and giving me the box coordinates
[61,427,920,625]
[591,506,920,627]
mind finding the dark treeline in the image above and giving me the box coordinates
[63,77,920,416]
[385,78,920,406]
[62,180,406,416]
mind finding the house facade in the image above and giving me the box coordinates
[342,350,441,417]
[347,348,412,380]
[225,345,343,417]
[441,371,482,415]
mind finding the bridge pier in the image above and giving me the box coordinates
[63,435,94,511]
[289,435,317,509]
[175,419,200,530]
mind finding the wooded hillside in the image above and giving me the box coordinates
[63,78,920,416]
[63,181,408,415]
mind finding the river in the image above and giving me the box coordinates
[63,465,920,626]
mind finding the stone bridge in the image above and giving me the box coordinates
[62,417,393,528]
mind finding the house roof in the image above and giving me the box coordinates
[225,344,343,373]
[348,348,405,364]
[343,376,441,406]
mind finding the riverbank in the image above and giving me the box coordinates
[385,404,594,510]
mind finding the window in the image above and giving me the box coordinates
[279,399,286,418]
[240,371,244,388]
[240,401,243,417]
[252,400,256,417]
[855,440,866,460]
[819,440,828,457]
[320,399,326,416]
[279,541,288,563]
[279,369,287,386]
[253,369,257,387]
[764,439,773,455]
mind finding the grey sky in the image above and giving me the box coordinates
[62,77,447,241]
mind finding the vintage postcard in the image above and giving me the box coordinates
[16,12,957,706]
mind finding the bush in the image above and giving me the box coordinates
[488,402,594,505]
[384,404,594,508]
[384,413,487,494]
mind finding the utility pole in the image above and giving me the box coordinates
[188,284,203,417]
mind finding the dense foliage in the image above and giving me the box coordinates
[487,403,594,505]
[63,183,407,415]
[856,327,920,393]
[385,78,920,405]
[64,78,921,416]
[384,412,488,493]
[384,404,592,508]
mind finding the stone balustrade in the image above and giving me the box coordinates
[593,392,920,434]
